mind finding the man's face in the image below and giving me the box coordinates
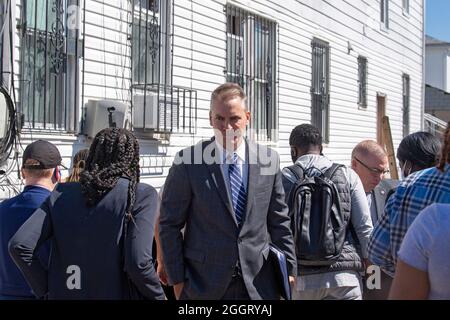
[209,97,250,150]
[352,153,389,193]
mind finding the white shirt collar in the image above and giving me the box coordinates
[215,139,246,163]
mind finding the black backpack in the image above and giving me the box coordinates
[285,163,350,266]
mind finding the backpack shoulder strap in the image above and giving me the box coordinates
[286,163,305,181]
[323,163,344,180]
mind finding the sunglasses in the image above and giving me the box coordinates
[354,157,390,175]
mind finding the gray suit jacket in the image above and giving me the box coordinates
[371,179,399,224]
[158,138,297,300]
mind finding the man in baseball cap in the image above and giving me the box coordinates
[22,140,65,170]
[0,140,62,299]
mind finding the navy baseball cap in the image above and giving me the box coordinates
[22,140,64,169]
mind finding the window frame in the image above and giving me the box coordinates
[19,0,79,132]
[311,37,330,144]
[380,0,389,30]
[225,5,278,142]
[358,56,368,108]
[402,73,410,137]
[131,0,172,87]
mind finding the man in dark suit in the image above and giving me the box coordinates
[351,140,398,300]
[158,83,296,300]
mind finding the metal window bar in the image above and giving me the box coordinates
[225,4,277,141]
[358,56,367,108]
[381,0,389,28]
[19,0,77,131]
[311,38,330,143]
[402,74,410,137]
[403,0,409,13]
[130,0,196,135]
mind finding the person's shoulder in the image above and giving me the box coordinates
[420,203,450,218]
[135,182,158,199]
[136,182,156,193]
[56,181,81,192]
[0,195,17,210]
[378,178,400,190]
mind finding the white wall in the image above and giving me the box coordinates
[426,46,446,91]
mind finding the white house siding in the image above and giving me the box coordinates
[1,0,424,199]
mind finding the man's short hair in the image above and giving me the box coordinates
[352,140,387,160]
[210,83,247,110]
[22,159,54,179]
[289,124,322,149]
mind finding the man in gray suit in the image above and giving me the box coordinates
[158,83,296,300]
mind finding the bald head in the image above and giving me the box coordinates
[351,140,389,193]
[352,140,387,160]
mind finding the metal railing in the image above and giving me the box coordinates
[424,113,447,137]
[131,83,197,134]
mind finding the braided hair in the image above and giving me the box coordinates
[438,122,450,172]
[80,128,140,219]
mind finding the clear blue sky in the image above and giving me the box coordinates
[426,0,450,42]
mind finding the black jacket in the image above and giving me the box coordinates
[9,178,165,300]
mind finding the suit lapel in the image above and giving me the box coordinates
[205,140,237,225]
[373,188,384,221]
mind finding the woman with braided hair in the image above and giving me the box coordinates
[9,128,165,300]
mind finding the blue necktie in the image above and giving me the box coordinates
[229,153,247,226]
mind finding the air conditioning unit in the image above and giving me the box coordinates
[83,99,128,138]
[132,93,179,131]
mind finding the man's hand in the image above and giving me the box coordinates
[289,276,296,287]
[157,260,168,286]
[363,258,372,273]
[173,282,185,300]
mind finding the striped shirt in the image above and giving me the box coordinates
[368,164,450,277]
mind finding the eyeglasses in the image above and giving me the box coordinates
[354,157,390,175]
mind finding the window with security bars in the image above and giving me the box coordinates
[131,0,196,134]
[225,5,277,141]
[19,0,79,131]
[311,38,330,143]
[358,56,368,108]
[380,0,389,29]
[131,0,171,86]
[402,73,410,137]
